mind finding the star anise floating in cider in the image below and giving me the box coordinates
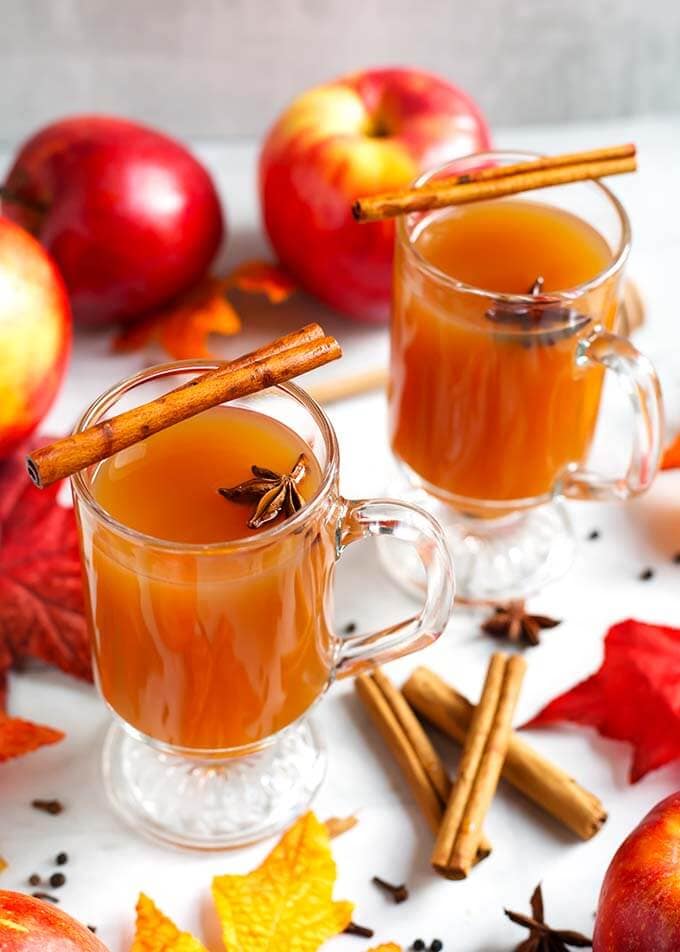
[481,600,560,647]
[485,272,591,346]
[505,884,592,950]
[218,453,308,528]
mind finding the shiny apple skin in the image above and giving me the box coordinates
[0,891,108,950]
[593,792,680,951]
[259,67,491,322]
[3,116,224,326]
[0,216,72,457]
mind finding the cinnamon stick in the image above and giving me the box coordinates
[353,145,637,222]
[431,654,525,879]
[418,142,636,191]
[355,671,491,862]
[403,666,607,840]
[307,367,389,406]
[27,325,341,489]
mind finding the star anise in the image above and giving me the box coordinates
[218,454,308,529]
[485,275,590,346]
[481,600,560,647]
[506,884,592,951]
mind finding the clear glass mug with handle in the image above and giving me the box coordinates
[385,151,664,601]
[71,361,455,849]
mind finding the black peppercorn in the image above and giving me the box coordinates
[639,567,655,581]
[413,942,426,951]
[587,529,600,541]
[430,941,444,952]
[28,874,41,886]
[55,852,68,865]
[49,872,66,888]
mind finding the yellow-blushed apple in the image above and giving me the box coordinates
[0,216,72,457]
[259,67,491,322]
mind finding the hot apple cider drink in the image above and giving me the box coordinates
[59,329,453,847]
[87,405,333,751]
[390,198,617,507]
[360,147,664,600]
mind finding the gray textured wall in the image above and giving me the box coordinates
[1,0,678,144]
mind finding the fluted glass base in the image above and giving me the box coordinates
[101,718,326,850]
[380,473,575,602]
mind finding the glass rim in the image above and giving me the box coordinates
[71,359,340,555]
[396,149,632,305]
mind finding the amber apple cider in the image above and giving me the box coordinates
[81,406,335,751]
[390,199,621,505]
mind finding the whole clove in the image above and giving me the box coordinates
[343,921,375,938]
[372,875,409,903]
[31,799,63,815]
[31,891,59,903]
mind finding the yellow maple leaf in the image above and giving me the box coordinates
[130,893,207,952]
[212,811,353,952]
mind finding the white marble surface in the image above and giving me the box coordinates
[2,117,680,950]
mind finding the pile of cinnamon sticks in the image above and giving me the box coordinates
[356,659,607,880]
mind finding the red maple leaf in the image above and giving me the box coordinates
[523,619,680,782]
[0,440,91,761]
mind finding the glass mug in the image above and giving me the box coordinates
[385,151,664,601]
[71,362,454,849]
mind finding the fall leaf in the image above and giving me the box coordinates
[212,811,353,951]
[0,439,90,762]
[523,618,680,782]
[324,815,358,839]
[113,260,296,359]
[227,260,296,303]
[131,894,207,952]
[661,433,680,470]
[0,715,64,763]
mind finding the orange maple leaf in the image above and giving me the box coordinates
[0,713,64,763]
[113,261,296,360]
[227,260,297,303]
[130,894,207,952]
[661,433,680,470]
[212,811,353,951]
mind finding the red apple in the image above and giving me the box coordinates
[0,216,71,457]
[593,791,680,951]
[2,116,224,326]
[259,67,491,322]
[0,891,108,950]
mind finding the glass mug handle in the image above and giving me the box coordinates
[333,498,455,679]
[561,330,664,501]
